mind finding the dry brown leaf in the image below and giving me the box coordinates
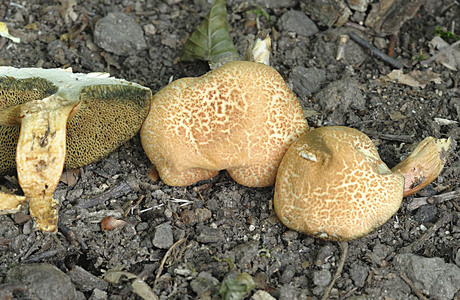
[382,69,442,88]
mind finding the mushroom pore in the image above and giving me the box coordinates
[140,61,308,187]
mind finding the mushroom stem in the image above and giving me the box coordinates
[391,137,451,197]
[321,241,348,300]
[16,95,75,232]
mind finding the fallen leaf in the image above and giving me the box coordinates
[103,267,159,300]
[60,168,79,187]
[382,69,441,88]
[424,36,460,71]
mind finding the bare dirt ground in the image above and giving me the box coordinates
[0,0,459,299]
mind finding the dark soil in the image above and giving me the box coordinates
[1,1,459,299]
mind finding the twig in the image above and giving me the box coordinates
[154,238,186,283]
[400,213,452,253]
[322,241,348,300]
[22,249,64,263]
[399,272,430,300]
[420,39,460,66]
[78,182,133,209]
[364,130,414,143]
[58,221,88,249]
[388,34,396,57]
[349,32,403,69]
[407,190,460,211]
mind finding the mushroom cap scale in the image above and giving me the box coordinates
[274,126,404,241]
[140,60,308,187]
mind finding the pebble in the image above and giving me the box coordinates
[67,266,109,292]
[94,12,147,56]
[394,253,460,300]
[315,245,334,266]
[251,290,276,300]
[414,204,438,223]
[280,265,296,284]
[190,271,219,297]
[152,223,174,249]
[312,269,332,287]
[349,264,369,287]
[196,226,225,244]
[6,263,78,299]
[278,10,319,37]
[229,0,297,8]
[289,66,327,98]
[89,288,108,300]
[315,77,366,125]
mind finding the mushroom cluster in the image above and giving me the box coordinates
[0,67,151,232]
[274,126,451,241]
[140,60,308,187]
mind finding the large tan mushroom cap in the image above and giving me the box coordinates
[140,61,308,187]
[274,126,404,241]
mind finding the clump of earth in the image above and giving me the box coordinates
[0,1,459,299]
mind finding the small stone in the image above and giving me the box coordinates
[152,223,174,249]
[347,0,369,12]
[195,208,212,223]
[190,271,219,297]
[251,290,276,300]
[414,204,438,223]
[89,288,108,300]
[315,245,334,266]
[394,253,460,300]
[196,227,225,244]
[67,266,109,292]
[289,66,327,99]
[281,265,296,284]
[6,263,77,300]
[278,10,319,37]
[94,12,147,56]
[144,23,157,35]
[312,269,332,287]
[281,230,299,242]
[13,212,31,225]
[349,264,369,287]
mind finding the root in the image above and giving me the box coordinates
[321,241,348,300]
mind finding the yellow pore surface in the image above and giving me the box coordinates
[140,61,308,187]
[274,126,404,241]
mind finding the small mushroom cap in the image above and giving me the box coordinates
[0,67,152,174]
[274,126,404,241]
[140,60,308,187]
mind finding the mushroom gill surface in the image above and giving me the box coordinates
[140,60,308,187]
[274,126,405,241]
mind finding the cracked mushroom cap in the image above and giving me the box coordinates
[0,67,152,175]
[140,60,308,187]
[274,126,404,241]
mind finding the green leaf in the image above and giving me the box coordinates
[181,0,239,66]
[219,273,256,300]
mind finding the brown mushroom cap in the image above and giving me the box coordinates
[140,60,308,187]
[274,126,404,241]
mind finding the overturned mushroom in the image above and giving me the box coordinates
[274,126,451,241]
[0,67,151,232]
[140,61,308,187]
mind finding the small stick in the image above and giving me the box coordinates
[407,190,459,211]
[349,32,403,69]
[154,238,186,283]
[388,34,396,57]
[78,182,133,209]
[322,241,348,300]
[399,272,430,300]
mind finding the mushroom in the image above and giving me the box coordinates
[274,126,451,241]
[0,67,151,232]
[140,60,308,187]
[274,126,451,300]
